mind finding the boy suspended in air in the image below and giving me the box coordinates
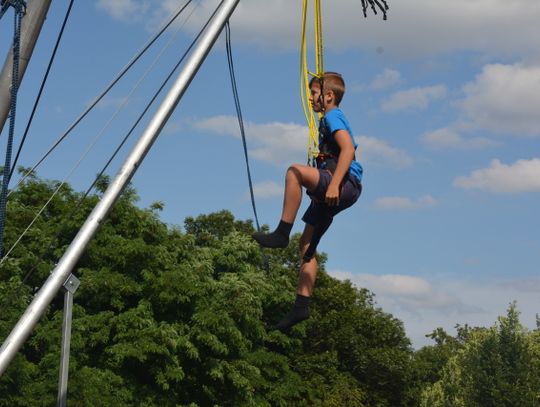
[253,72,362,331]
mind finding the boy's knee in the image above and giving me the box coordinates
[288,163,304,170]
[286,164,303,182]
[287,164,303,174]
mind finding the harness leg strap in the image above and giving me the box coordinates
[303,214,333,262]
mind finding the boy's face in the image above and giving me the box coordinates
[309,82,332,112]
[309,83,324,112]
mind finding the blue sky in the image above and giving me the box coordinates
[1,0,539,347]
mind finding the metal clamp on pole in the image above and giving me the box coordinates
[57,274,80,407]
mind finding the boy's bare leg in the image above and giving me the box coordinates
[298,224,317,296]
[274,225,316,331]
[281,164,320,223]
[253,164,319,249]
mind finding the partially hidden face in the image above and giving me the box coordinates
[309,83,322,112]
[309,83,331,112]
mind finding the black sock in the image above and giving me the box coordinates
[274,294,310,332]
[252,220,292,249]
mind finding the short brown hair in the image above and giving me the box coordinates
[309,72,346,105]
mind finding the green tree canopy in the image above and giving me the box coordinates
[0,174,414,406]
[421,303,540,407]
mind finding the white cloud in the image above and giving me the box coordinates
[249,181,282,200]
[369,68,402,90]
[330,272,466,314]
[374,195,437,210]
[329,270,540,347]
[193,115,307,165]
[453,158,540,193]
[96,0,150,22]
[502,278,540,294]
[192,115,240,136]
[421,127,499,150]
[191,116,410,169]
[356,135,413,168]
[104,1,540,60]
[382,85,447,112]
[158,0,301,51]
[458,64,540,137]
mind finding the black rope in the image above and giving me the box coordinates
[224,22,261,232]
[361,0,389,20]
[0,0,223,308]
[78,0,221,211]
[0,0,24,20]
[7,0,75,185]
[224,22,268,270]
[12,0,194,188]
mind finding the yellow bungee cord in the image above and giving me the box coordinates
[299,0,389,165]
[300,0,324,166]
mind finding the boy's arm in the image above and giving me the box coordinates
[325,129,355,206]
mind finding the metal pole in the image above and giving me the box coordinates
[0,0,240,376]
[0,0,52,136]
[57,274,79,407]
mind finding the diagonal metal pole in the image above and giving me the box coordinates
[0,0,240,377]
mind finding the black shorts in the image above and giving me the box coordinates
[302,170,362,225]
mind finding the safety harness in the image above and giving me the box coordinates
[316,115,339,173]
[303,112,341,262]
[299,0,388,261]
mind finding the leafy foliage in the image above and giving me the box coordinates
[1,175,538,406]
[0,175,413,406]
[420,304,540,406]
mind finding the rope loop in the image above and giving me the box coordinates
[0,0,26,18]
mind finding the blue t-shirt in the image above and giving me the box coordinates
[321,108,363,183]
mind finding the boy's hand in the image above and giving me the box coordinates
[325,183,340,206]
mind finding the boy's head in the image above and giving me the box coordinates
[309,72,346,111]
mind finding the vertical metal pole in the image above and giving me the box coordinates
[57,274,79,407]
[57,290,72,407]
[0,0,240,377]
[0,0,53,136]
